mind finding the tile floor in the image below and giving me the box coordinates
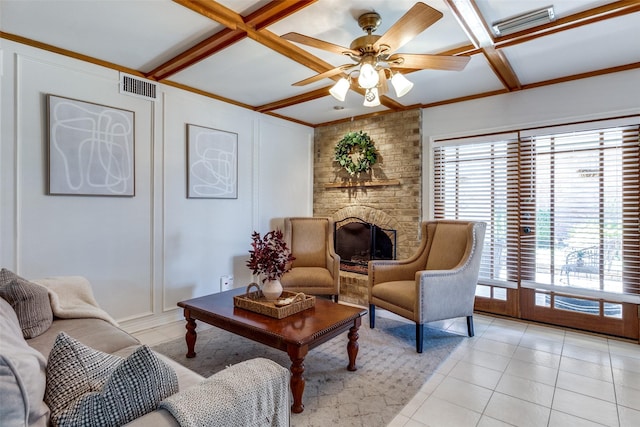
[133,312,640,427]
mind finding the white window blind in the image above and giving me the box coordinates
[433,133,519,288]
[520,123,640,302]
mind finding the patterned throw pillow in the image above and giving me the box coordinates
[45,333,178,427]
[0,268,53,338]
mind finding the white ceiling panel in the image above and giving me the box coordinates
[273,92,389,125]
[385,54,504,105]
[503,14,640,85]
[1,0,220,71]
[169,38,330,107]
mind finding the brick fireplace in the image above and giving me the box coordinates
[313,109,423,305]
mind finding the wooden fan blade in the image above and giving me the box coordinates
[292,65,353,86]
[282,32,359,56]
[375,2,443,53]
[388,53,470,71]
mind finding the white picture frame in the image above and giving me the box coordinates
[187,124,238,199]
[47,94,135,197]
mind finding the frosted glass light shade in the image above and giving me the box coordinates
[329,78,350,101]
[363,87,380,107]
[391,72,414,97]
[358,63,379,89]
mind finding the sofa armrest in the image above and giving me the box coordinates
[156,358,290,427]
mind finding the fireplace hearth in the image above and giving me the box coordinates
[334,217,396,274]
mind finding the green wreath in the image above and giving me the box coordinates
[334,131,378,176]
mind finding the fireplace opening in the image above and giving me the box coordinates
[334,217,396,274]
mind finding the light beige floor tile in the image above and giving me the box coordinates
[495,374,554,407]
[552,388,619,427]
[473,337,518,358]
[418,372,445,395]
[504,359,558,386]
[411,396,481,427]
[434,356,458,376]
[562,343,611,366]
[619,405,640,427]
[564,331,610,352]
[387,413,411,427]
[548,410,608,427]
[399,391,429,419]
[512,346,561,369]
[484,393,550,427]
[522,324,565,340]
[404,419,427,427]
[611,353,640,374]
[556,370,616,402]
[518,335,564,355]
[448,360,503,389]
[477,415,516,427]
[607,339,640,359]
[559,356,613,382]
[482,328,524,346]
[431,376,492,413]
[616,383,640,411]
[462,348,512,372]
[613,367,640,391]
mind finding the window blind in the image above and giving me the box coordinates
[520,123,640,302]
[433,133,520,288]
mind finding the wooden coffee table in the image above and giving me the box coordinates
[177,287,366,413]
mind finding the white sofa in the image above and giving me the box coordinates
[0,271,290,426]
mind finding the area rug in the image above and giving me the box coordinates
[152,316,463,427]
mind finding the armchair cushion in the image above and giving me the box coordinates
[425,223,470,270]
[281,267,334,288]
[289,221,327,268]
[370,280,414,312]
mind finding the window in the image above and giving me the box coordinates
[433,118,639,314]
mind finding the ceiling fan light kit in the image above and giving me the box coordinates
[329,77,351,102]
[492,6,555,36]
[284,2,470,108]
[390,72,414,98]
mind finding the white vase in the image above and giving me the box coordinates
[262,279,283,301]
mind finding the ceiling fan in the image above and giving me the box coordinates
[282,2,470,106]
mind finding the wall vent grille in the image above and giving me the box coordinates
[119,73,158,101]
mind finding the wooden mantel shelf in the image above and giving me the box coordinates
[324,179,401,189]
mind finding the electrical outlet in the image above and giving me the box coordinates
[220,275,234,292]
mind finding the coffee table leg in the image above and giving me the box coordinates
[185,313,197,358]
[347,317,361,371]
[287,345,308,413]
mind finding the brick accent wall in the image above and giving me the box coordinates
[313,109,423,304]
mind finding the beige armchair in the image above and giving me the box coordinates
[368,220,486,353]
[280,217,341,301]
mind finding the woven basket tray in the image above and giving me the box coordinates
[233,283,315,319]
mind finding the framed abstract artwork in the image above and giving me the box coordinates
[47,94,135,196]
[187,124,238,199]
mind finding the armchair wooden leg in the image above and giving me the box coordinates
[369,304,375,329]
[466,315,474,337]
[416,323,424,353]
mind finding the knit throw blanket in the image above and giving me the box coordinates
[32,276,118,326]
[159,358,290,427]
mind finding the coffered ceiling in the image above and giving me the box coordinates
[2,0,639,127]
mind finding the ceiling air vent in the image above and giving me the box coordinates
[119,72,158,102]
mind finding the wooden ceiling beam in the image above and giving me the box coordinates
[256,87,331,112]
[148,0,317,80]
[482,47,521,90]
